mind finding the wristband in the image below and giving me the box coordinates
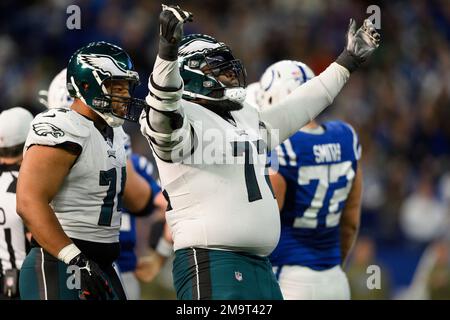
[57,243,81,264]
[159,38,179,61]
[335,49,362,73]
[156,237,173,258]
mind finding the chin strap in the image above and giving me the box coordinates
[183,87,247,104]
[224,87,246,104]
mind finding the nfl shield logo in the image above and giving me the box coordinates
[234,271,243,282]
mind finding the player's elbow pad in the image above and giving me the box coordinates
[145,74,184,112]
[141,114,190,145]
[140,116,194,162]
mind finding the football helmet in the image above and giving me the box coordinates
[178,34,247,110]
[244,82,260,109]
[256,60,315,110]
[66,41,147,127]
[39,68,74,110]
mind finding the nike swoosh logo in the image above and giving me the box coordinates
[43,114,56,118]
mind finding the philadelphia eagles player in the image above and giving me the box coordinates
[139,5,380,299]
[34,68,161,299]
[17,42,150,300]
[39,68,157,226]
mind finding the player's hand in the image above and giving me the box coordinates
[135,253,167,283]
[158,4,193,61]
[336,18,381,72]
[69,253,114,300]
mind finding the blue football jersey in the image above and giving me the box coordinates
[117,153,161,272]
[269,121,361,271]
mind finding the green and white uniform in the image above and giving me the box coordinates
[24,109,127,242]
[140,54,349,299]
[20,108,127,300]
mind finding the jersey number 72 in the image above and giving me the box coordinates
[294,161,355,229]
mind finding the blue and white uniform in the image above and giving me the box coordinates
[270,120,361,299]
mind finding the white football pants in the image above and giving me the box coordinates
[274,265,350,300]
[121,271,141,300]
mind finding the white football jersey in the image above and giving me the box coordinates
[153,100,280,257]
[0,164,26,273]
[24,109,127,243]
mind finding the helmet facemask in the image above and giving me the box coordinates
[90,76,147,126]
[180,44,247,112]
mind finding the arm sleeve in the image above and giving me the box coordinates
[259,62,350,149]
[133,154,162,202]
[140,56,193,162]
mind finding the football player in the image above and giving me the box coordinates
[0,107,34,299]
[252,60,362,299]
[139,5,379,299]
[36,68,166,300]
[16,42,151,300]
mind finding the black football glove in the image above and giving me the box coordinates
[69,253,113,300]
[336,18,381,72]
[158,4,193,61]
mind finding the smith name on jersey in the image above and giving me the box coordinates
[24,108,128,243]
[270,121,361,270]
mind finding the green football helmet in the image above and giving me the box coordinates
[178,34,247,110]
[66,41,147,127]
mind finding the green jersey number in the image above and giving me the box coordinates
[98,167,126,226]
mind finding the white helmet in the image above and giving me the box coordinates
[244,82,260,110]
[255,60,315,110]
[0,107,34,148]
[39,68,74,110]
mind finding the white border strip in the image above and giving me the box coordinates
[192,248,200,300]
[40,248,48,300]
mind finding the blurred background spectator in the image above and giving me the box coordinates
[427,240,450,299]
[397,239,450,299]
[1,0,449,299]
[346,237,391,300]
[400,172,449,244]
